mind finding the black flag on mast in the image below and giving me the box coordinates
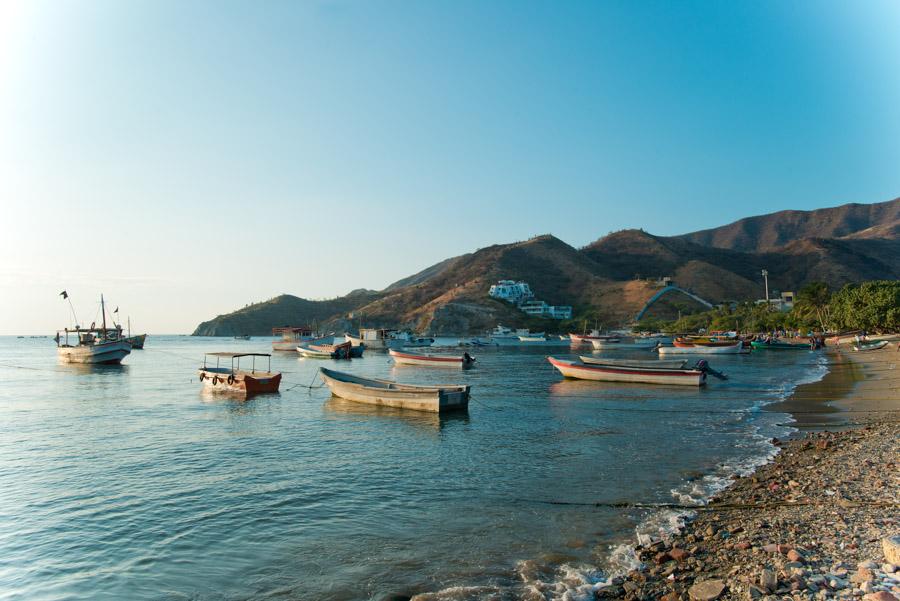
[114,307,119,313]
[60,290,68,299]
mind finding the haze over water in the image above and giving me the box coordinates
[0,336,826,600]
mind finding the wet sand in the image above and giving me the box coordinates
[606,342,900,600]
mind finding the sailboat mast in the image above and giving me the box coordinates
[101,294,108,336]
[128,317,131,337]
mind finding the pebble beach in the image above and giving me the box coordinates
[605,342,900,601]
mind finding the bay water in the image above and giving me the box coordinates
[0,336,827,600]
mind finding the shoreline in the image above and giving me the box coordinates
[604,343,900,600]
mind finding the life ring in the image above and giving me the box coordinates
[212,376,219,385]
[227,374,235,385]
[199,372,206,381]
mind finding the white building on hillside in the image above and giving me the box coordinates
[488,280,534,304]
[520,300,573,320]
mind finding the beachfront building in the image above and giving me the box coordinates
[520,300,573,320]
[755,291,795,312]
[488,280,534,304]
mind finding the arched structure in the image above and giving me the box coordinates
[635,286,713,321]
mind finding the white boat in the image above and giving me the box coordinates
[517,335,548,342]
[490,325,544,340]
[589,337,657,350]
[853,340,889,352]
[56,294,131,364]
[389,331,435,348]
[579,356,688,369]
[319,367,470,413]
[548,357,706,386]
[389,349,475,367]
[657,341,743,355]
[272,326,316,351]
[346,328,404,350]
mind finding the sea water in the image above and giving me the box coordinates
[0,336,827,600]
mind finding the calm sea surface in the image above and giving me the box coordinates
[0,336,827,601]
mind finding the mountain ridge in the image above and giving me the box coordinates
[192,197,900,335]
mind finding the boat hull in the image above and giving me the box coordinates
[198,369,282,395]
[749,341,811,351]
[589,338,656,350]
[319,367,469,413]
[579,356,688,369]
[124,334,146,349]
[549,357,705,386]
[853,341,889,352]
[389,349,474,367]
[658,342,743,355]
[58,341,132,364]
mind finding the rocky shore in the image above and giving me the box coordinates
[600,344,900,601]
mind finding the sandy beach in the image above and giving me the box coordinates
[606,343,900,601]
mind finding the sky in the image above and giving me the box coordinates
[1,0,899,334]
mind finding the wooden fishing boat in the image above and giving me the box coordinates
[579,356,688,369]
[749,340,812,351]
[517,335,548,342]
[345,328,394,350]
[272,326,316,351]
[389,349,476,367]
[548,357,706,386]
[852,340,889,352]
[123,318,146,349]
[658,341,743,355]
[56,294,131,364]
[298,340,353,359]
[589,337,656,350]
[674,337,737,348]
[319,367,470,413]
[198,352,281,395]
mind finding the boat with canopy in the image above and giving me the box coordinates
[198,352,282,395]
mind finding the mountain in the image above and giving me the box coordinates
[676,197,900,252]
[192,196,900,335]
[192,290,381,336]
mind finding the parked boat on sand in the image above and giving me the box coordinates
[319,367,470,413]
[198,352,281,395]
[548,357,706,386]
[852,340,889,352]
[749,340,812,351]
[389,349,476,367]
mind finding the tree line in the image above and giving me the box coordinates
[634,280,899,334]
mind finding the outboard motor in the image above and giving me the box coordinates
[694,359,728,380]
[463,352,475,364]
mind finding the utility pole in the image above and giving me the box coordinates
[761,270,769,306]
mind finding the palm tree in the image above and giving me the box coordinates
[793,282,831,331]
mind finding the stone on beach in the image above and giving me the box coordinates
[885,536,900,565]
[688,579,726,601]
[863,592,899,601]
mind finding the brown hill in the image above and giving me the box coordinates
[676,197,900,252]
[193,197,900,335]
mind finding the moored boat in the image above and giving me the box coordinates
[198,352,281,395]
[389,349,476,367]
[490,325,544,340]
[589,337,656,350]
[233,335,251,340]
[517,335,548,342]
[579,356,688,369]
[749,339,812,351]
[548,357,706,386]
[273,326,316,351]
[319,367,470,413]
[123,318,147,349]
[298,340,353,359]
[657,341,743,355]
[674,337,739,348]
[56,294,131,364]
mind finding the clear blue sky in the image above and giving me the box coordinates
[2,0,899,334]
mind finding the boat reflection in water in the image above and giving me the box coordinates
[322,397,469,433]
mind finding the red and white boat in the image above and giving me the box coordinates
[389,348,476,367]
[198,352,282,396]
[548,357,706,386]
